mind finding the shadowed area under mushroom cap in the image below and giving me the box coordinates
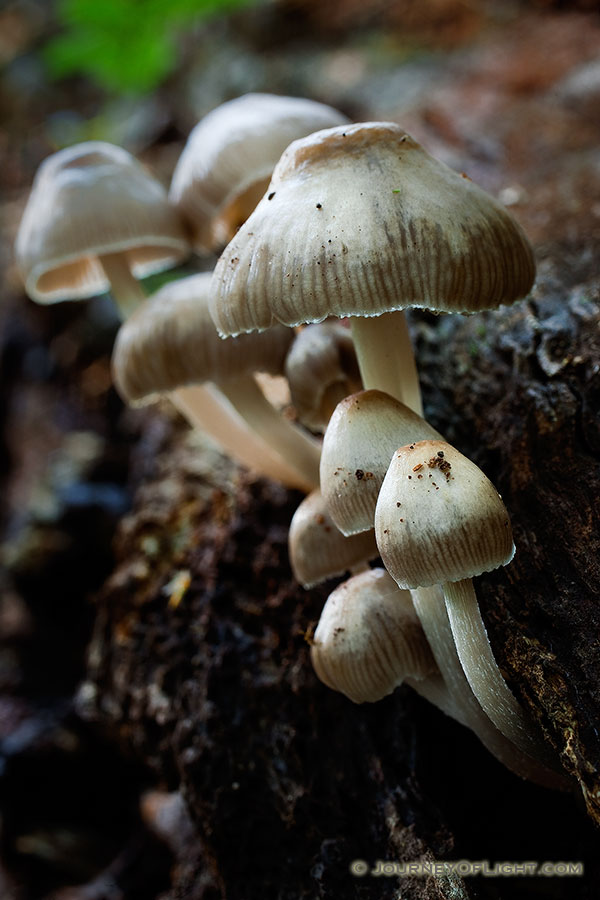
[284,321,362,431]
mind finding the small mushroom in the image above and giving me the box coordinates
[15,141,189,317]
[210,122,535,415]
[288,490,378,588]
[319,389,441,535]
[112,272,321,491]
[310,570,568,788]
[375,439,561,770]
[284,321,362,432]
[311,567,437,703]
[169,93,349,252]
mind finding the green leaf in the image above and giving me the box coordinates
[44,0,260,94]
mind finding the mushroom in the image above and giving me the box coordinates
[14,142,314,489]
[169,92,350,253]
[284,321,362,432]
[319,389,441,535]
[210,122,535,415]
[311,567,437,703]
[374,439,560,769]
[112,272,321,491]
[311,568,569,788]
[15,141,189,318]
[288,490,378,588]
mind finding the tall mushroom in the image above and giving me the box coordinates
[169,93,349,253]
[374,439,560,769]
[316,390,564,777]
[210,122,536,415]
[112,272,321,491]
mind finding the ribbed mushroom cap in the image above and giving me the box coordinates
[311,567,437,703]
[375,440,515,589]
[15,142,189,304]
[210,121,536,336]
[320,390,442,536]
[284,322,362,430]
[112,272,293,404]
[288,490,378,588]
[169,93,349,252]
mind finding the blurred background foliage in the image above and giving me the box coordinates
[44,0,262,94]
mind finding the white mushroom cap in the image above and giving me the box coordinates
[210,121,536,336]
[375,440,515,589]
[320,390,442,536]
[288,490,378,588]
[169,93,349,251]
[284,321,362,431]
[112,272,293,404]
[15,142,190,304]
[311,567,437,703]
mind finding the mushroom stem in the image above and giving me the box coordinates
[350,311,423,416]
[405,668,568,790]
[219,375,322,490]
[100,257,316,490]
[411,585,564,781]
[99,252,146,317]
[172,385,317,491]
[442,577,553,765]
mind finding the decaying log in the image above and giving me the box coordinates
[77,251,600,897]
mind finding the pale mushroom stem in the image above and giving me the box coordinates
[173,385,317,491]
[411,584,563,775]
[404,669,568,790]
[219,375,321,490]
[98,255,317,490]
[442,577,554,765]
[350,311,423,416]
[99,252,146,317]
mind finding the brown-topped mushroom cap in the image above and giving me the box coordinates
[112,272,293,404]
[210,121,535,336]
[311,567,436,703]
[288,490,378,588]
[320,390,441,536]
[169,93,349,252]
[375,440,515,588]
[16,141,189,304]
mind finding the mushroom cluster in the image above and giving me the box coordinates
[14,92,568,790]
